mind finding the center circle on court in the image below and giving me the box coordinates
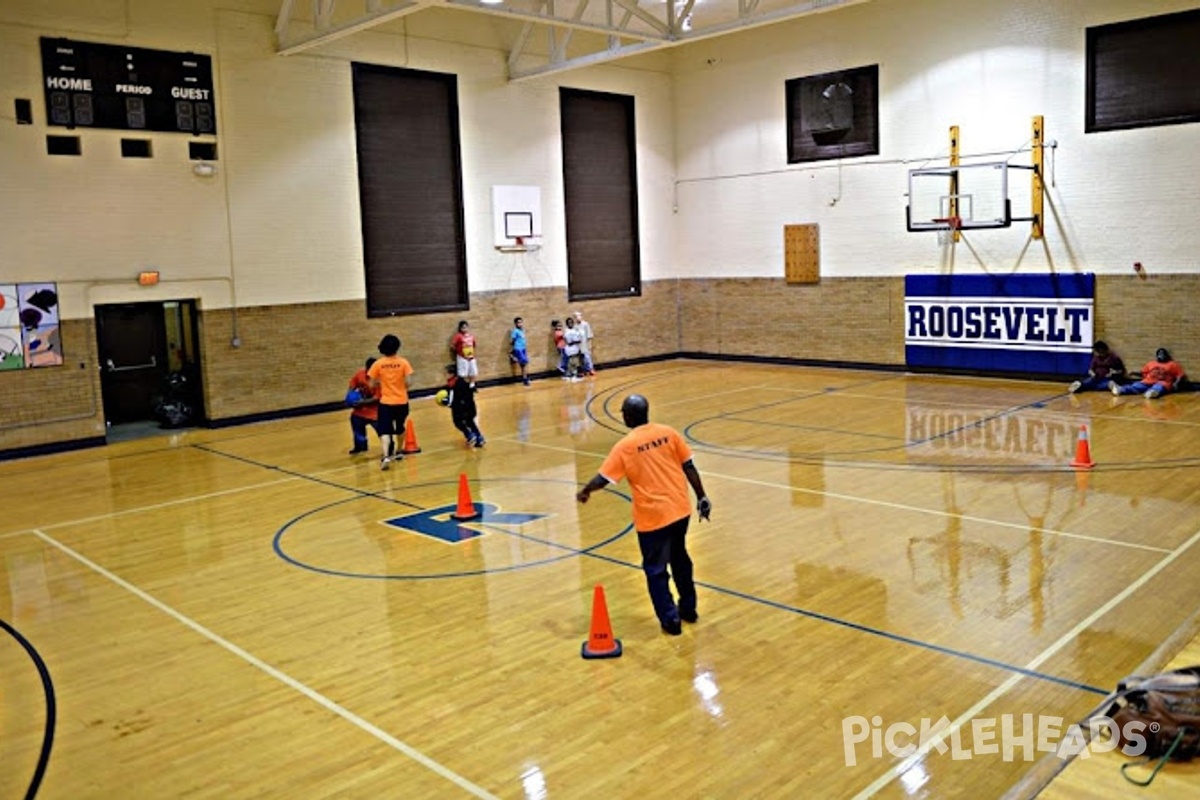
[273,476,633,580]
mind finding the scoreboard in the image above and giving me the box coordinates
[40,38,217,135]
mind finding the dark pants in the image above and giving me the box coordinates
[451,408,481,441]
[350,414,379,449]
[637,515,695,626]
[377,402,409,438]
[377,403,409,457]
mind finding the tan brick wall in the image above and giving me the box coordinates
[1095,275,1200,372]
[187,281,682,422]
[679,277,906,364]
[0,319,105,450]
[6,275,1199,454]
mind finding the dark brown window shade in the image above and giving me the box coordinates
[1086,9,1200,133]
[560,88,641,300]
[352,63,468,316]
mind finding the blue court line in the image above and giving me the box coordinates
[273,482,634,580]
[202,429,1109,696]
[715,414,907,441]
[579,548,1109,697]
[684,390,1068,461]
[193,444,425,511]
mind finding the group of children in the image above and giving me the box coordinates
[1067,341,1187,399]
[345,311,597,462]
[551,311,595,381]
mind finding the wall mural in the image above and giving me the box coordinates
[0,283,62,370]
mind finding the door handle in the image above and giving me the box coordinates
[105,355,157,373]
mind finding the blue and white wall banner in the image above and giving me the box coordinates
[905,274,1094,375]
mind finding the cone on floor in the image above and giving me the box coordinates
[1070,424,1095,468]
[452,473,479,520]
[581,584,622,659]
[400,418,422,454]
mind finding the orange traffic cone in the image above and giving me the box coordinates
[400,419,422,454]
[452,473,479,520]
[581,584,623,659]
[1070,424,1095,469]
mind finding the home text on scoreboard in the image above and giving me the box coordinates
[40,38,217,135]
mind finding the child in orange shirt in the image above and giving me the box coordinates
[1111,347,1187,399]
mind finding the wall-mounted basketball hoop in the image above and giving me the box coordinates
[493,186,543,252]
[906,116,1046,241]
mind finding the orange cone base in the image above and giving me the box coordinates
[452,473,479,519]
[400,421,421,454]
[452,505,480,521]
[1069,425,1095,468]
[581,638,623,659]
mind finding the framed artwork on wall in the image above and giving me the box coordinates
[1,283,62,369]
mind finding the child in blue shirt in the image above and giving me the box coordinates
[509,317,530,386]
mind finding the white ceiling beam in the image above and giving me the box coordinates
[610,0,670,35]
[277,1,427,55]
[276,0,869,82]
[443,1,667,41]
[675,0,867,44]
[507,16,539,75]
[511,0,868,80]
[510,39,664,80]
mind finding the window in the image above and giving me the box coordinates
[560,88,641,300]
[786,64,879,164]
[1086,8,1200,133]
[352,63,468,316]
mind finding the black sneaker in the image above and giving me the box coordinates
[348,446,367,455]
[680,611,699,624]
[661,619,682,636]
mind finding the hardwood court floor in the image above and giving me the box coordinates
[3,361,1200,799]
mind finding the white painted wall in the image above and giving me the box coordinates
[0,1,675,317]
[669,0,1200,278]
[2,0,1197,318]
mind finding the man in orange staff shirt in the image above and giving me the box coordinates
[368,334,414,471]
[577,394,712,635]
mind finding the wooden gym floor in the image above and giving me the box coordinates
[3,360,1199,799]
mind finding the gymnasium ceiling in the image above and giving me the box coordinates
[274,0,870,79]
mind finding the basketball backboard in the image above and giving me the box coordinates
[906,161,1012,231]
[492,185,542,250]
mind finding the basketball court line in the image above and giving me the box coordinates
[1,529,35,541]
[717,414,906,441]
[580,546,1106,696]
[126,435,1115,696]
[499,436,1170,558]
[33,475,302,532]
[30,528,500,800]
[853,525,1200,799]
[702,469,1170,554]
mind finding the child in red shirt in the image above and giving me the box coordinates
[552,319,567,375]
[347,357,380,455]
[451,320,478,388]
